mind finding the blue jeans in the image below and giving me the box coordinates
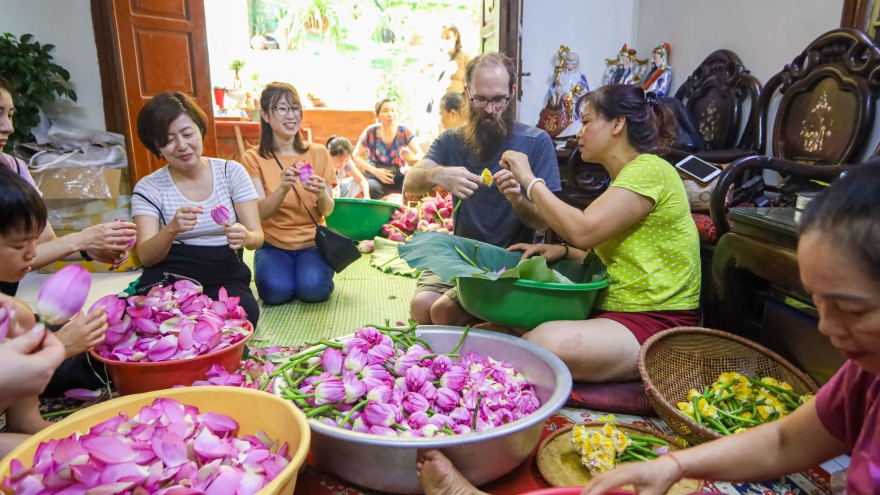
[254,243,335,304]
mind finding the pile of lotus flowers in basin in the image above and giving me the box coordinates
[381,193,454,242]
[274,323,541,437]
[92,281,252,363]
[2,398,291,495]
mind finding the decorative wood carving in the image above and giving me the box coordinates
[674,50,762,152]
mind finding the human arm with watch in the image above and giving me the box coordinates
[499,150,654,251]
[33,221,136,270]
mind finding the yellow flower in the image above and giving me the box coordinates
[611,429,629,454]
[733,382,753,401]
[687,389,701,401]
[800,393,815,404]
[760,377,780,388]
[601,423,616,438]
[591,451,615,471]
[717,372,743,385]
[757,405,775,420]
[600,436,617,458]
[597,413,617,423]
[698,398,718,419]
[572,425,588,446]
[480,168,493,186]
[740,412,753,420]
[677,402,695,418]
[734,427,747,434]
[590,432,603,451]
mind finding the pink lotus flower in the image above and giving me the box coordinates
[402,392,429,415]
[434,387,458,412]
[320,348,343,375]
[343,347,368,373]
[314,378,346,406]
[439,369,468,392]
[298,163,314,184]
[362,401,396,427]
[366,384,392,404]
[89,294,127,325]
[342,370,366,404]
[405,366,427,391]
[210,205,232,227]
[35,265,91,324]
[116,219,137,250]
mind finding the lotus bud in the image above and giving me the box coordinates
[210,205,232,227]
[298,163,314,184]
[314,378,346,406]
[88,294,127,325]
[35,265,91,324]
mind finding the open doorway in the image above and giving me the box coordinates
[204,0,482,144]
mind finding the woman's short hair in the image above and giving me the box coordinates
[326,135,353,157]
[258,82,310,158]
[0,74,14,97]
[375,98,395,116]
[439,92,465,114]
[0,166,47,238]
[580,85,676,151]
[136,92,208,158]
[800,165,880,279]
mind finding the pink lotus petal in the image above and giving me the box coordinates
[298,163,314,184]
[98,463,150,485]
[88,295,127,325]
[198,412,239,435]
[64,388,102,401]
[71,463,102,488]
[147,335,179,362]
[81,436,137,464]
[52,437,89,465]
[193,429,231,460]
[83,481,136,495]
[151,429,188,467]
[236,470,265,495]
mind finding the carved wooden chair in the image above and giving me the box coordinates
[707,29,880,379]
[661,49,763,164]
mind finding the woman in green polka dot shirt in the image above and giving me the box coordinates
[498,85,701,382]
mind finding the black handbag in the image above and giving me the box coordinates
[273,154,361,272]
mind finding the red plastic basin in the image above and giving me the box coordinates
[89,330,252,395]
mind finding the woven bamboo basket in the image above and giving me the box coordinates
[536,422,700,494]
[638,327,819,446]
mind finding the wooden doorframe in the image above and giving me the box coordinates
[842,0,873,30]
[91,0,126,136]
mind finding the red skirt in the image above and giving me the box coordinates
[592,309,700,344]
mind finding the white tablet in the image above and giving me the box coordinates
[675,155,723,184]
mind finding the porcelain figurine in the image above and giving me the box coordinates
[642,43,672,98]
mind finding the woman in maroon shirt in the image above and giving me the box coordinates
[415,165,880,495]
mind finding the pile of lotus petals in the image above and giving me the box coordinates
[3,398,291,495]
[92,281,252,363]
[381,193,454,242]
[276,324,541,437]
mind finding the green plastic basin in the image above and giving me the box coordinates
[325,198,399,241]
[457,259,609,330]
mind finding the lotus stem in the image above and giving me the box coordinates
[448,325,470,354]
[472,392,483,430]
[42,408,83,419]
[339,399,368,428]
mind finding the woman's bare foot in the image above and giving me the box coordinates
[416,449,488,495]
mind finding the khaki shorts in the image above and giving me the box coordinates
[413,269,459,303]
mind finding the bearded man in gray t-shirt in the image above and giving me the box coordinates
[404,52,561,327]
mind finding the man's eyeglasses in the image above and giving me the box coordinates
[274,105,302,116]
[470,95,511,109]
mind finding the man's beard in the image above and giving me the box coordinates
[461,104,515,162]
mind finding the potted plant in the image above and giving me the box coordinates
[229,59,245,89]
[0,33,76,151]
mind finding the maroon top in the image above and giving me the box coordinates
[815,360,880,494]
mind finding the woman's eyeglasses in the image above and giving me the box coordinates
[274,105,302,116]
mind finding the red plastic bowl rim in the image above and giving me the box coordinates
[88,327,253,368]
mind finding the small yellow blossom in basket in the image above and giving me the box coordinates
[687,389,701,401]
[610,429,630,454]
[481,168,493,186]
[572,425,589,446]
[599,436,617,457]
[601,423,616,437]
[677,401,696,418]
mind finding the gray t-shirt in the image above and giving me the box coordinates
[425,122,561,247]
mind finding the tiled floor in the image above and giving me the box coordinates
[17,270,143,313]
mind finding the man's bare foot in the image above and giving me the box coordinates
[416,449,489,495]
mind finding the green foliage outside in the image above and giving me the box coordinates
[0,33,77,151]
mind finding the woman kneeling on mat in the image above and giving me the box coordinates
[132,92,264,327]
[242,82,337,305]
[498,85,701,383]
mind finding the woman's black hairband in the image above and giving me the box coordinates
[645,91,658,108]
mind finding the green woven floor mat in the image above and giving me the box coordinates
[253,255,417,347]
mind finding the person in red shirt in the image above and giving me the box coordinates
[416,165,880,495]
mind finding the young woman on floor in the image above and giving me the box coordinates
[241,82,337,306]
[132,92,263,326]
[351,98,424,199]
[326,135,371,199]
[494,84,701,383]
